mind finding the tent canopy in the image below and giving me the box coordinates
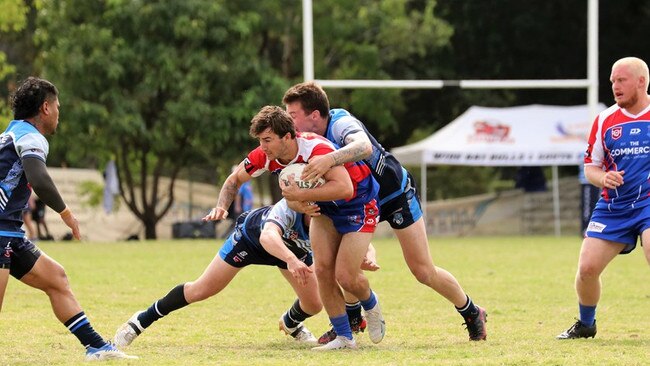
[391,104,606,236]
[392,104,605,167]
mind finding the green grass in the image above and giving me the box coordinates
[2,236,650,365]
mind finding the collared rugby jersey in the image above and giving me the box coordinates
[585,103,650,210]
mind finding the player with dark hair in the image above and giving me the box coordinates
[557,57,650,339]
[201,106,384,350]
[115,199,325,346]
[0,77,134,361]
[283,82,487,342]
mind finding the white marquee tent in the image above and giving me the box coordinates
[391,104,606,235]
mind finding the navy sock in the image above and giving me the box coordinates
[139,284,189,329]
[456,295,479,319]
[360,291,377,311]
[284,298,312,328]
[346,301,362,321]
[579,304,596,326]
[330,314,353,340]
[64,312,106,349]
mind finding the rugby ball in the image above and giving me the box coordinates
[279,163,325,189]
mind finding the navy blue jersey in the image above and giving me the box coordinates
[0,121,48,236]
[326,108,407,206]
[240,199,311,257]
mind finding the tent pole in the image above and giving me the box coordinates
[552,165,561,236]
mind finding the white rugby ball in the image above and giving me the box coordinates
[279,163,325,189]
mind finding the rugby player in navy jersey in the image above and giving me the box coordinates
[283,82,487,342]
[117,106,384,351]
[557,57,650,339]
[114,199,324,346]
[0,77,135,361]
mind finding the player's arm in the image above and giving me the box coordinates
[281,165,353,203]
[584,164,624,189]
[259,221,312,286]
[22,157,81,240]
[302,131,372,182]
[204,163,252,221]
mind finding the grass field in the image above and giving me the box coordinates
[2,236,650,365]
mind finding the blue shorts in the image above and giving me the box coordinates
[585,204,650,254]
[319,198,380,234]
[0,236,42,279]
[218,227,313,269]
[379,171,423,229]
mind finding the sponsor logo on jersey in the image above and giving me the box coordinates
[586,221,606,233]
[611,126,622,140]
[630,128,642,135]
[609,146,650,157]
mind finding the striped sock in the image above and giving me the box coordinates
[456,295,479,319]
[64,311,105,349]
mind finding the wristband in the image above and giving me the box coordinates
[60,206,72,219]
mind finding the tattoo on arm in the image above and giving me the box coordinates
[331,140,369,165]
[217,181,238,209]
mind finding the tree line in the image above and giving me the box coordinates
[1,0,649,238]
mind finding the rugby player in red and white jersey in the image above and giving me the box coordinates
[558,57,650,339]
[203,106,383,350]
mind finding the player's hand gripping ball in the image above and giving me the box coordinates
[279,163,325,189]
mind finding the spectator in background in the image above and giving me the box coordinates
[515,166,547,192]
[31,196,53,240]
[221,169,255,238]
[22,194,37,241]
[578,163,600,235]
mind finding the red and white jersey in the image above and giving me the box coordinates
[585,103,650,210]
[242,132,376,208]
[244,132,334,176]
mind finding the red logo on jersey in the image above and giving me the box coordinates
[611,127,622,140]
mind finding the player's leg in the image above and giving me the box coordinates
[278,266,321,344]
[310,216,358,350]
[20,250,133,360]
[557,236,620,339]
[394,218,486,340]
[0,268,8,312]
[641,228,650,266]
[114,254,241,347]
[335,231,385,344]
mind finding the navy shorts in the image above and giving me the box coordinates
[0,236,42,279]
[380,171,423,229]
[585,203,650,254]
[218,222,313,269]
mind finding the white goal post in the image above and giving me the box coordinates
[302,0,599,236]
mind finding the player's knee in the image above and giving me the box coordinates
[314,264,335,282]
[301,298,323,315]
[45,264,72,295]
[335,269,361,292]
[577,262,602,280]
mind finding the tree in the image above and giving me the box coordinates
[37,0,287,238]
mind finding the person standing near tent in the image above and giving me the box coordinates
[282,82,487,342]
[557,57,650,339]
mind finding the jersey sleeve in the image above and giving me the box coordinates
[330,116,364,147]
[16,133,48,162]
[243,147,269,177]
[265,199,296,235]
[584,115,603,167]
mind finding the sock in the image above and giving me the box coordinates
[330,313,353,340]
[283,298,312,328]
[579,304,596,326]
[360,291,377,311]
[64,311,106,349]
[456,295,479,319]
[345,301,362,322]
[139,284,189,329]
